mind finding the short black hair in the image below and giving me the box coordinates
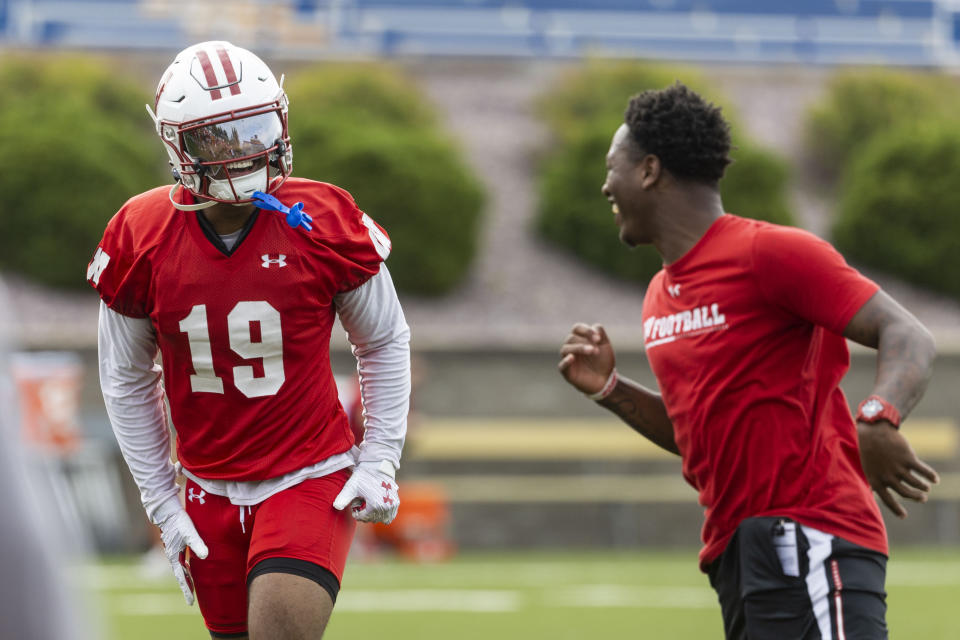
[624,82,732,183]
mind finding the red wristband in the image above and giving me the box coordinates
[856,395,901,428]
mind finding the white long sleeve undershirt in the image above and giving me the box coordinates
[98,266,411,515]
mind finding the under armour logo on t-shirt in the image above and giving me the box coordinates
[261,254,287,268]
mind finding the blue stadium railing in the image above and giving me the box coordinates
[348,0,936,18]
[332,0,953,64]
[1,0,958,66]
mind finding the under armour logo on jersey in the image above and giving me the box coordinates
[188,488,206,504]
[261,254,287,268]
[667,284,681,298]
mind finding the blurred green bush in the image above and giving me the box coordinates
[834,121,960,299]
[0,55,163,289]
[721,145,794,227]
[287,64,485,296]
[805,68,960,186]
[536,61,794,283]
[538,61,690,142]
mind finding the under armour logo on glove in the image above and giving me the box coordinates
[381,481,395,505]
[252,191,312,231]
[333,461,400,524]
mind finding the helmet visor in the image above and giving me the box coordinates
[182,111,283,178]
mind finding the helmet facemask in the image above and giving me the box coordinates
[173,103,292,204]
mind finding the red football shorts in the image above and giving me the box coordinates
[184,469,356,636]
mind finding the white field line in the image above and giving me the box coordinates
[349,559,960,591]
[90,557,960,620]
[111,594,203,617]
[76,564,171,591]
[112,586,717,617]
[108,568,960,618]
[346,564,595,588]
[337,589,522,612]
[85,558,960,585]
[544,584,718,609]
[83,561,686,590]
[345,560,695,583]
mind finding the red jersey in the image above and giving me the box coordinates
[88,178,389,481]
[642,214,885,570]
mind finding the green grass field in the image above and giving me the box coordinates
[85,547,960,639]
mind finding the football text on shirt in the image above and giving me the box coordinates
[644,303,727,348]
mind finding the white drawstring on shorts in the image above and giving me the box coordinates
[239,505,252,533]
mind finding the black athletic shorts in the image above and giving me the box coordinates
[707,516,888,639]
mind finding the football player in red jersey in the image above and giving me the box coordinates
[88,42,410,639]
[559,83,938,639]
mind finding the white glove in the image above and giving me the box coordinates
[156,497,209,606]
[333,460,400,524]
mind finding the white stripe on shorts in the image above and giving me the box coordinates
[803,525,837,640]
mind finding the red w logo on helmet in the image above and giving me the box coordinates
[195,46,242,101]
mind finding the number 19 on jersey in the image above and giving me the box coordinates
[179,301,285,398]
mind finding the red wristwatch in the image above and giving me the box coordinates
[856,395,901,428]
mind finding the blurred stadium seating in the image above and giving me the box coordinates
[3,0,960,65]
[0,0,184,49]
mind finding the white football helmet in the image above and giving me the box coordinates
[146,41,293,210]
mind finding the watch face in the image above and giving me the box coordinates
[861,399,883,418]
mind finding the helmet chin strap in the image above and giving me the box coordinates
[168,184,217,211]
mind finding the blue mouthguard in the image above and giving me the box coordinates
[252,191,312,232]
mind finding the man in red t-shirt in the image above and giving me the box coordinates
[559,83,938,639]
[89,42,410,639]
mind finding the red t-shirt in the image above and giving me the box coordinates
[642,214,886,570]
[88,178,389,481]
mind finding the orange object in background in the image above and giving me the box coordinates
[10,352,82,455]
[371,481,456,562]
[336,369,453,562]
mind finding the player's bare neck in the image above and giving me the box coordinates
[655,185,724,265]
[202,202,258,235]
